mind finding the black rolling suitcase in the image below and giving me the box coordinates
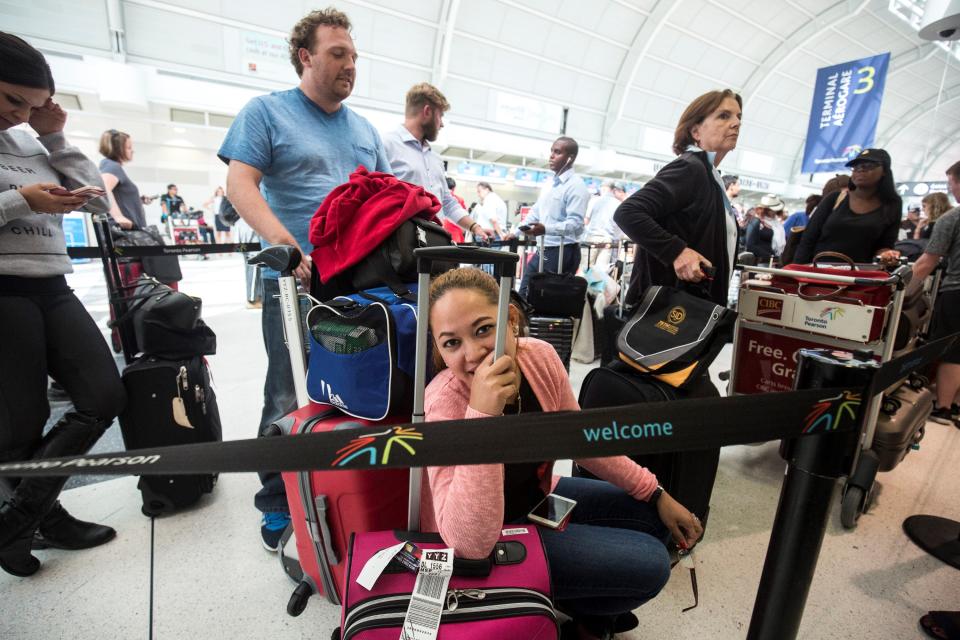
[527,238,579,370]
[526,236,587,318]
[119,355,221,516]
[529,315,575,370]
[576,361,720,527]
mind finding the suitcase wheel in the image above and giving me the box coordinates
[142,500,168,517]
[200,474,217,494]
[287,580,313,617]
[881,396,902,415]
[907,374,929,391]
[840,484,864,530]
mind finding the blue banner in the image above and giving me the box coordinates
[800,53,890,174]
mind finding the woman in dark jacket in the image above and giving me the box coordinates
[614,89,741,306]
[794,149,901,265]
[611,89,742,536]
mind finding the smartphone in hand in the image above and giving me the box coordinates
[46,186,105,199]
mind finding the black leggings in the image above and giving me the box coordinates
[0,289,125,464]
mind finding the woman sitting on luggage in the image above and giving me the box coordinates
[423,267,703,640]
[745,194,785,263]
[794,149,902,265]
[0,32,126,576]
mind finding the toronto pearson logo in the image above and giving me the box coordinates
[803,390,861,433]
[331,426,423,467]
[819,306,845,321]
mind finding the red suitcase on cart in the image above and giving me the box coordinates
[272,403,409,611]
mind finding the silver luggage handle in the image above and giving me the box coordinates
[408,246,519,530]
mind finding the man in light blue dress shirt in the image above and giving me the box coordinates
[510,137,589,298]
[382,83,487,242]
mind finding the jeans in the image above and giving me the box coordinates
[254,277,305,513]
[541,477,671,628]
[519,242,582,299]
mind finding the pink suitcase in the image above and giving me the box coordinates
[338,528,558,639]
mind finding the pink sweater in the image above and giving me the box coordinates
[420,338,659,559]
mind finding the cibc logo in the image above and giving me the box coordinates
[756,296,783,320]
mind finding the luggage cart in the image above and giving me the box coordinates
[171,215,202,246]
[729,260,916,529]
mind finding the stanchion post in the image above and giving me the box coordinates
[747,349,878,640]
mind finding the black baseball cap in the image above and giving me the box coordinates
[845,148,890,168]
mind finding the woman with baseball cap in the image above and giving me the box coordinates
[795,148,902,264]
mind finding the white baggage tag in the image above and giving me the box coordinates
[356,541,405,591]
[171,398,194,429]
[400,548,453,640]
[172,366,194,428]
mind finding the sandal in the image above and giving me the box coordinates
[921,611,960,640]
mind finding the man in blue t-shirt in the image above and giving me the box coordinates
[218,7,390,550]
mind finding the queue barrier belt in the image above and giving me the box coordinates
[0,386,867,478]
[1,313,952,481]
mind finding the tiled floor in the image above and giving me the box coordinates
[1,257,957,639]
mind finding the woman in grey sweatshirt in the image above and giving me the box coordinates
[0,32,126,576]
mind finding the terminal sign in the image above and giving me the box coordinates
[801,53,890,174]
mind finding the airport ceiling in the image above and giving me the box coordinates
[5,0,960,186]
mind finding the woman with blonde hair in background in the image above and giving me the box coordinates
[915,191,951,241]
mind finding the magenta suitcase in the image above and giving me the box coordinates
[338,527,558,639]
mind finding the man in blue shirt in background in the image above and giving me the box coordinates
[218,7,390,550]
[508,136,589,298]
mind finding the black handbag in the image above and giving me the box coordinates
[113,277,215,358]
[526,239,587,318]
[111,224,182,283]
[617,285,735,388]
[349,217,455,297]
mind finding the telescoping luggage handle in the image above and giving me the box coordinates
[536,234,564,275]
[409,246,519,529]
[247,246,310,407]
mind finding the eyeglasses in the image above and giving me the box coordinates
[851,161,882,171]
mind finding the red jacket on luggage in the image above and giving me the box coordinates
[309,166,441,282]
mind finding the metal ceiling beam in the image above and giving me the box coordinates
[494,0,630,51]
[600,0,682,147]
[431,0,460,87]
[876,82,960,150]
[914,121,960,180]
[740,0,870,114]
